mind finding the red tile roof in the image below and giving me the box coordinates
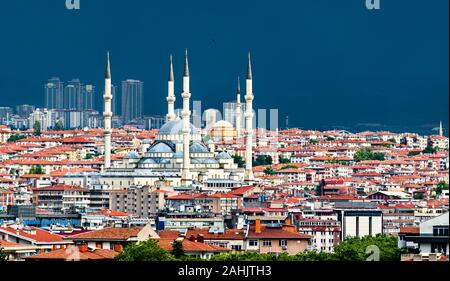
[69,227,143,241]
[0,226,68,243]
[24,246,117,260]
[185,229,245,240]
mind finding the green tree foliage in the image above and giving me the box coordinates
[232,155,245,168]
[354,148,385,162]
[388,138,396,143]
[309,139,319,145]
[28,165,45,175]
[84,154,94,160]
[279,157,291,164]
[325,136,335,142]
[263,166,276,175]
[253,155,272,166]
[115,239,176,261]
[413,192,425,200]
[436,181,449,195]
[333,235,405,261]
[171,239,185,258]
[33,121,41,136]
[7,134,27,142]
[279,165,298,170]
[422,145,437,154]
[0,247,7,262]
[54,120,64,131]
[408,151,421,157]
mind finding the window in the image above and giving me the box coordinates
[249,240,258,247]
[279,240,287,247]
[433,226,449,237]
[231,245,242,251]
[262,240,272,247]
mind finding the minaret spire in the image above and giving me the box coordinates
[166,55,176,122]
[244,51,254,182]
[105,51,111,79]
[247,51,252,80]
[103,50,113,169]
[184,49,189,77]
[439,121,444,137]
[181,49,192,185]
[168,55,174,82]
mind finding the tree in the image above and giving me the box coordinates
[422,145,437,154]
[29,165,45,175]
[232,155,245,168]
[436,181,449,195]
[388,138,396,144]
[309,139,319,145]
[84,154,94,160]
[171,239,185,258]
[334,234,406,261]
[325,136,335,142]
[54,120,64,131]
[263,166,276,175]
[115,239,175,261]
[279,165,298,170]
[254,155,272,166]
[408,151,421,157]
[413,192,425,200]
[279,157,290,164]
[7,134,26,142]
[0,247,7,262]
[33,121,41,136]
[354,148,385,162]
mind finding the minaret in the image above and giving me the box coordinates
[103,51,112,169]
[439,121,443,136]
[166,55,176,122]
[181,49,191,185]
[236,76,242,139]
[244,52,254,182]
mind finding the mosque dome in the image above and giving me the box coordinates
[140,158,156,164]
[125,151,140,159]
[216,151,232,159]
[148,142,175,153]
[158,118,199,135]
[190,142,209,153]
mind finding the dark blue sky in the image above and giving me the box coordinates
[0,0,448,134]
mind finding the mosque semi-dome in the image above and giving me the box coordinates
[148,142,175,153]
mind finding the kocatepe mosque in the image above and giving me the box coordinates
[62,50,256,189]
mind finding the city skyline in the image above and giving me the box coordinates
[0,0,447,134]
